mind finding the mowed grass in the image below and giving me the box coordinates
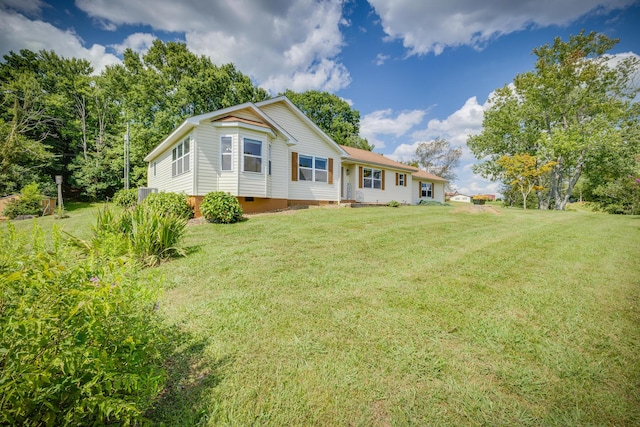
[5,203,638,425]
[148,204,640,426]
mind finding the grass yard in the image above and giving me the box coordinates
[7,203,640,425]
[148,204,640,426]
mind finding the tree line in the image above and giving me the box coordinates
[469,31,640,213]
[0,40,368,200]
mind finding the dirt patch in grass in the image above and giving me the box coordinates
[453,204,502,215]
[371,399,391,427]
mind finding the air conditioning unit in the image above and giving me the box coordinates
[138,187,158,203]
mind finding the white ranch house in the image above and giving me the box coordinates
[144,97,447,215]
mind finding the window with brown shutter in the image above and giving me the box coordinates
[291,152,298,181]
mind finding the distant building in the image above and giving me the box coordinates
[450,194,472,203]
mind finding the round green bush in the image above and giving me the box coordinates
[112,188,138,208]
[200,191,243,224]
[2,182,44,219]
[142,192,193,220]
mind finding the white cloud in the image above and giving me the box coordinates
[0,0,46,15]
[0,9,120,72]
[111,32,157,55]
[384,95,497,194]
[360,108,426,148]
[75,0,351,94]
[367,0,637,56]
[375,53,389,65]
[412,96,486,146]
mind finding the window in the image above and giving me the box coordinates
[243,138,262,173]
[268,143,272,176]
[421,182,433,198]
[299,155,328,182]
[363,167,382,189]
[221,136,232,171]
[153,161,156,177]
[398,173,405,186]
[315,157,327,182]
[172,137,190,177]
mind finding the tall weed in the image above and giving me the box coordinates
[0,223,166,426]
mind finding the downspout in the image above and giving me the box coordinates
[192,133,198,196]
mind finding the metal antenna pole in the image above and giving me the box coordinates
[124,122,130,190]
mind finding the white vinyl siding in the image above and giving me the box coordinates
[259,103,340,202]
[147,133,193,194]
[412,180,446,204]
[194,125,219,195]
[351,166,413,204]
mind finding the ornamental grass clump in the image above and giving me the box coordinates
[200,191,243,224]
[75,204,187,266]
[0,223,166,426]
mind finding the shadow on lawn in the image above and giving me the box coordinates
[146,328,232,425]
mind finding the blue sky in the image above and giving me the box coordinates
[1,0,639,195]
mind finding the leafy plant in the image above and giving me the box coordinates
[387,200,400,208]
[81,204,187,266]
[0,223,166,426]
[142,192,193,220]
[200,191,243,224]
[113,188,138,209]
[2,182,45,219]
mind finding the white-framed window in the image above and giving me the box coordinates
[315,157,327,182]
[172,136,190,177]
[398,173,405,186]
[363,167,382,189]
[421,182,433,198]
[268,143,272,176]
[299,155,328,182]
[153,161,157,177]
[221,136,232,171]
[243,138,262,173]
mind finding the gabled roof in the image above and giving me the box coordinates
[144,102,298,162]
[340,145,417,172]
[256,96,349,157]
[412,169,448,183]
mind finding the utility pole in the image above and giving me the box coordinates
[124,122,130,190]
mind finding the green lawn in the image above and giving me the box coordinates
[7,203,640,425]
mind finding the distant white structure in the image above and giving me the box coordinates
[450,194,472,203]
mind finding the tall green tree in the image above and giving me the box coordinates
[282,89,372,150]
[119,40,270,187]
[0,62,57,196]
[412,137,462,183]
[468,31,639,210]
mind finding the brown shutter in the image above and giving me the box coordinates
[404,174,407,187]
[328,158,334,184]
[382,170,385,190]
[431,182,434,199]
[358,166,363,188]
[291,152,298,181]
[395,173,399,186]
[418,181,422,197]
